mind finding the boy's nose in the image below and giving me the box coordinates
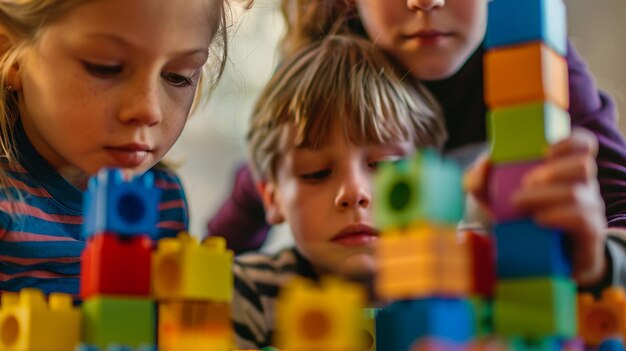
[118,78,163,126]
[407,0,444,11]
[335,173,372,210]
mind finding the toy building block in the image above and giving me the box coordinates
[363,308,378,351]
[374,150,465,231]
[0,288,80,351]
[409,337,474,351]
[578,286,626,347]
[376,225,470,300]
[461,231,496,297]
[494,277,576,339]
[80,233,152,299]
[507,336,562,351]
[375,298,475,351]
[488,102,571,164]
[488,160,542,221]
[152,233,233,302]
[494,219,571,278]
[83,168,160,237]
[82,296,155,350]
[485,0,567,55]
[75,344,157,351]
[484,42,569,109]
[374,155,422,230]
[599,339,626,351]
[469,297,493,338]
[275,277,365,351]
[158,300,231,351]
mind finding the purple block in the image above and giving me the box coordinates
[488,160,542,221]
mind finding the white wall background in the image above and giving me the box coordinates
[167,0,626,239]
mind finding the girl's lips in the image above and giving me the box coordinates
[332,225,379,247]
[106,146,150,168]
[405,30,453,45]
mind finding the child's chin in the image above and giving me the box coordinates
[336,253,377,278]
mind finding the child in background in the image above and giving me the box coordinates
[210,0,626,291]
[0,0,231,295]
[233,34,446,349]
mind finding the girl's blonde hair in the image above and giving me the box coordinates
[0,0,231,189]
[248,35,447,182]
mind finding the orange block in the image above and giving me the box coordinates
[484,42,568,109]
[578,287,626,347]
[375,225,470,300]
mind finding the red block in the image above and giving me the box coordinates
[80,233,152,299]
[463,231,496,298]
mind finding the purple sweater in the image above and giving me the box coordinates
[208,42,626,253]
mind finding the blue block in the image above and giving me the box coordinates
[420,149,465,225]
[600,339,626,351]
[83,168,160,238]
[375,298,474,351]
[495,219,571,278]
[486,0,567,56]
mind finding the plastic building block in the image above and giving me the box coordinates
[561,338,585,351]
[494,277,576,339]
[275,277,365,351]
[375,298,475,351]
[152,233,233,302]
[158,300,231,351]
[363,308,379,351]
[485,0,567,55]
[410,337,473,351]
[75,344,157,351]
[484,42,569,109]
[488,102,571,164]
[82,296,155,350]
[0,288,80,351]
[374,156,422,230]
[374,150,464,230]
[83,168,160,237]
[469,297,493,338]
[507,336,561,351]
[376,225,470,300]
[578,286,626,347]
[494,219,571,278]
[462,231,496,297]
[80,233,152,299]
[599,338,626,351]
[488,160,542,221]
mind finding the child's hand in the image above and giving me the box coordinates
[465,128,608,287]
[513,128,607,286]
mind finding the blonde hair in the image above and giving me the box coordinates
[248,35,447,182]
[0,0,232,192]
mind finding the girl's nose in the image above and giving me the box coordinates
[407,0,445,11]
[335,170,372,210]
[118,77,163,126]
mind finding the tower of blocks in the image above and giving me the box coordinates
[0,167,234,351]
[372,149,476,350]
[484,0,579,347]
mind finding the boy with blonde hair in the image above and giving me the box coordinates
[233,34,447,348]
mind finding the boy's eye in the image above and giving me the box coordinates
[161,72,194,88]
[300,169,331,181]
[83,61,122,78]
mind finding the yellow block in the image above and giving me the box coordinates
[0,288,81,351]
[485,42,568,110]
[578,286,626,347]
[276,277,365,351]
[153,233,234,301]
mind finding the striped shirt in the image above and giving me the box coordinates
[0,122,189,295]
[233,247,317,349]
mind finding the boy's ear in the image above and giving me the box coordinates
[0,25,22,91]
[256,180,285,225]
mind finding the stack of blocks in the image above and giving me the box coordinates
[484,0,578,348]
[372,149,475,350]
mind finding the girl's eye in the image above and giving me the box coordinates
[300,169,331,181]
[161,72,194,88]
[83,61,122,78]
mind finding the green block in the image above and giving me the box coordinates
[469,297,493,337]
[373,155,422,230]
[488,102,570,164]
[82,296,155,349]
[494,277,576,339]
[508,336,561,351]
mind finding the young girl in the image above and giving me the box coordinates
[0,0,231,295]
[209,0,626,291]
